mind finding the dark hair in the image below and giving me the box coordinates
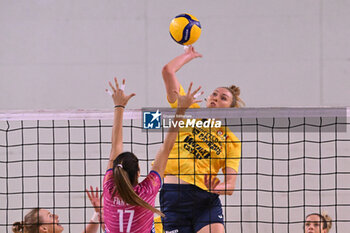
[112,152,164,217]
[222,85,245,108]
[12,208,41,233]
[305,212,332,232]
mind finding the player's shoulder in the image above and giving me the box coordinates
[103,169,114,182]
[227,131,239,141]
[218,127,240,144]
[138,171,161,189]
[149,170,161,182]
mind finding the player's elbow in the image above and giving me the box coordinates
[162,64,174,78]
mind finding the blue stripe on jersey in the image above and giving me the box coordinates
[150,170,162,187]
[106,168,113,173]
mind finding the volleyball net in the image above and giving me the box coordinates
[0,108,349,233]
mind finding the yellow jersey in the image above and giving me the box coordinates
[154,216,163,233]
[164,85,241,191]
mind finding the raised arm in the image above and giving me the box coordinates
[107,78,135,169]
[162,46,202,103]
[83,186,105,233]
[152,83,202,178]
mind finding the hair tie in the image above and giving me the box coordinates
[117,164,123,168]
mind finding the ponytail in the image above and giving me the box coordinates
[113,152,164,217]
[321,211,332,233]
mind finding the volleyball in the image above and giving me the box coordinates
[169,13,202,45]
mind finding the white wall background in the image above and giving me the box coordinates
[0,0,349,110]
[1,1,350,233]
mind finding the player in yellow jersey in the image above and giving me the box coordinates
[156,45,245,233]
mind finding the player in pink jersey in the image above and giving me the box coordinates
[12,187,103,233]
[103,78,201,233]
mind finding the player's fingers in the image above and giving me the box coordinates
[85,189,92,200]
[214,179,220,188]
[92,186,98,198]
[192,87,202,98]
[105,89,113,96]
[206,175,212,189]
[210,178,215,188]
[204,174,208,185]
[187,82,193,95]
[108,82,116,93]
[126,93,136,102]
[210,177,215,188]
[114,77,119,90]
[89,186,96,198]
[120,79,126,91]
[208,175,215,189]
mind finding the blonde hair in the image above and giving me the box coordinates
[223,85,245,108]
[321,211,332,233]
[12,208,41,233]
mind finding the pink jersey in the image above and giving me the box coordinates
[103,169,161,233]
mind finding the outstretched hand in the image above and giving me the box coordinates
[86,186,105,230]
[184,45,202,59]
[107,78,135,107]
[175,82,203,110]
[85,186,102,213]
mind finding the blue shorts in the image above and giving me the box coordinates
[160,184,224,233]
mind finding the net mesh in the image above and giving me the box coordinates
[0,108,349,233]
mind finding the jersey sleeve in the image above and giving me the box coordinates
[103,169,114,192]
[139,170,162,194]
[167,84,200,109]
